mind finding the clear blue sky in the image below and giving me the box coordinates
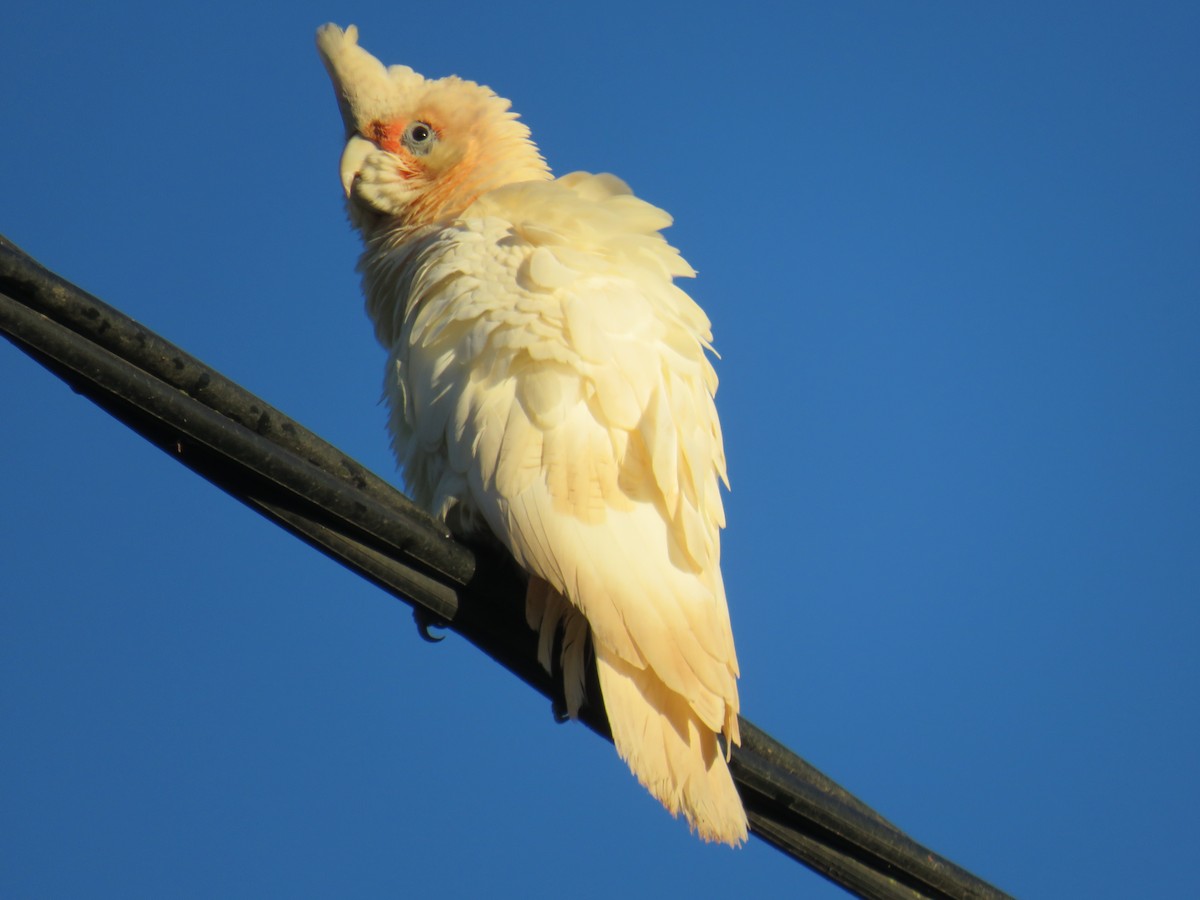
[3,3,1197,897]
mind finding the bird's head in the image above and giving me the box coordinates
[316,24,551,232]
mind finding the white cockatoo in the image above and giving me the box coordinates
[317,24,747,846]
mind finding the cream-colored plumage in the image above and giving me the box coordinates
[317,24,747,845]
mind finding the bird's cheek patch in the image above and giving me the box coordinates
[360,122,422,182]
[368,119,404,154]
[365,120,424,181]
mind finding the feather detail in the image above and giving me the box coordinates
[596,648,746,845]
[373,176,744,842]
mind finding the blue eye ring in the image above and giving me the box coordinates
[403,121,436,155]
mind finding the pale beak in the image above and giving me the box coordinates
[339,134,376,197]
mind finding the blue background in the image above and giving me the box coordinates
[3,3,1197,897]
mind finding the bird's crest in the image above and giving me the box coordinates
[316,25,432,139]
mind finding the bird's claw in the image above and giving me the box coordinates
[413,607,447,643]
[551,696,570,724]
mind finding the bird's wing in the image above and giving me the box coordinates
[386,174,740,738]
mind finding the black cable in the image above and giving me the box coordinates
[0,234,1013,900]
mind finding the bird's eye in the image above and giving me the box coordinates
[403,121,436,155]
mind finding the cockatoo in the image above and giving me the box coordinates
[317,24,748,846]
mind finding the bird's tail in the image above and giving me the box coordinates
[594,645,748,846]
[526,578,747,846]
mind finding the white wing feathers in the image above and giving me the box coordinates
[367,172,746,843]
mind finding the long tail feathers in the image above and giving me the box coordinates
[526,578,748,846]
[595,648,748,846]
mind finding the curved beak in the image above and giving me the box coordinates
[339,134,376,198]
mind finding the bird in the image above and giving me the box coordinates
[316,23,748,846]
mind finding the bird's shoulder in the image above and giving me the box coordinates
[454,172,696,283]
